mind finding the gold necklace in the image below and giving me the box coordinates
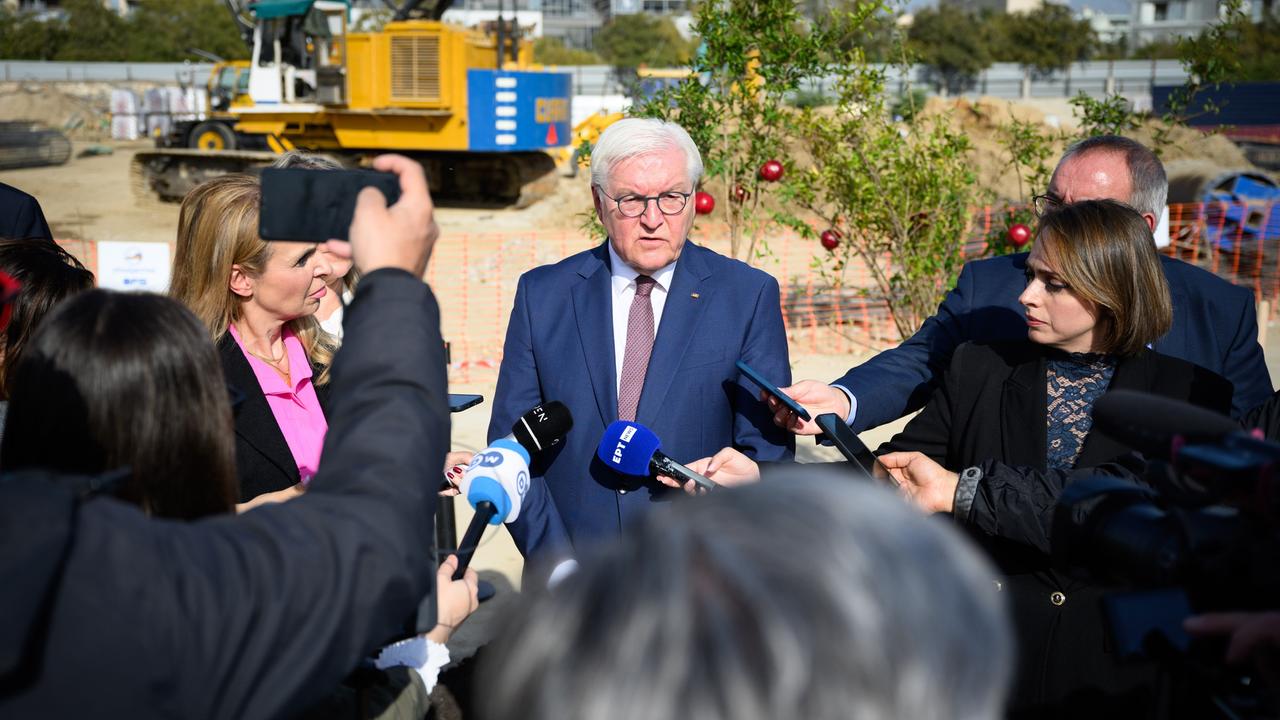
[243,345,288,367]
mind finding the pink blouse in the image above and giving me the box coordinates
[229,325,328,484]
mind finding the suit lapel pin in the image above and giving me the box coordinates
[691,293,700,299]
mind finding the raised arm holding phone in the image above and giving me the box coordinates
[0,155,465,719]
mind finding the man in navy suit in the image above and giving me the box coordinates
[0,181,53,243]
[772,135,1271,434]
[489,118,794,572]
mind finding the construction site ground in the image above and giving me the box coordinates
[2,94,1276,663]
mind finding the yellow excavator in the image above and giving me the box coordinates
[132,0,572,206]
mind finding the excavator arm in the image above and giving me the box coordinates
[221,0,257,49]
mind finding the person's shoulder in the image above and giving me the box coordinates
[687,243,776,285]
[0,181,37,205]
[1141,345,1223,378]
[520,244,605,284]
[955,339,1037,367]
[959,252,1028,278]
[1160,255,1252,304]
[1138,347,1233,405]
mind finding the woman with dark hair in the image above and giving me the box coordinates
[0,238,94,437]
[877,199,1232,718]
[1,290,237,519]
[1,287,480,702]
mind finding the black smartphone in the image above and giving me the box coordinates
[448,393,484,413]
[814,413,895,485]
[735,359,811,421]
[258,167,401,242]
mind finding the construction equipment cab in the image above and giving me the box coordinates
[246,0,348,105]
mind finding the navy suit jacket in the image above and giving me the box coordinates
[0,182,53,243]
[836,252,1271,430]
[489,241,794,566]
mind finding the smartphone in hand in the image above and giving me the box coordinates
[259,167,401,243]
[736,359,811,421]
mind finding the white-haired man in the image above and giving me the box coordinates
[489,118,794,572]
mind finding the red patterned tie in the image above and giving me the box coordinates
[617,275,656,422]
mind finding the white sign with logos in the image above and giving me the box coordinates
[97,241,171,292]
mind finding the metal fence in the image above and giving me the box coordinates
[1,59,1189,100]
[0,60,211,85]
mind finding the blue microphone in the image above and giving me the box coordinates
[451,401,573,579]
[452,440,530,579]
[597,421,717,492]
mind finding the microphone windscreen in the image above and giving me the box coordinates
[511,401,574,453]
[461,439,531,523]
[597,421,661,476]
[1093,390,1238,460]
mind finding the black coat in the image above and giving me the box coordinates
[0,269,449,719]
[217,333,331,502]
[0,181,53,243]
[881,340,1233,719]
[1242,388,1280,441]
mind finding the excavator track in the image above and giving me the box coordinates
[0,122,72,171]
[131,148,282,204]
[131,147,560,207]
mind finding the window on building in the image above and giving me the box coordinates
[1153,1,1168,20]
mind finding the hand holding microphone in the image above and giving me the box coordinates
[596,421,717,492]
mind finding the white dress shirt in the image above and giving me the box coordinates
[608,242,677,396]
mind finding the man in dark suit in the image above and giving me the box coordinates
[0,181,53,243]
[0,155,452,718]
[773,135,1272,433]
[489,118,794,572]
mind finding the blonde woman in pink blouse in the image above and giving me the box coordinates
[171,174,339,509]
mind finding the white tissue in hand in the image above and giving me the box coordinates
[374,636,429,670]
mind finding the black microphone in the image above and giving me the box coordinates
[1092,390,1280,506]
[596,420,717,491]
[1092,390,1239,462]
[452,401,574,579]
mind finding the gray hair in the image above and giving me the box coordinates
[481,470,1013,720]
[268,150,345,170]
[590,117,704,192]
[1058,135,1167,218]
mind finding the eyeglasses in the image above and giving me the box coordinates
[598,188,692,218]
[1032,193,1063,217]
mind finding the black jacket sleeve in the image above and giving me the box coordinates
[15,270,449,719]
[966,456,1146,554]
[877,342,969,465]
[1240,388,1280,441]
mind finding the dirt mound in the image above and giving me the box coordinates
[916,96,1260,205]
[0,83,110,139]
[1127,120,1253,168]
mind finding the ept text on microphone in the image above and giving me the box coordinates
[597,421,717,492]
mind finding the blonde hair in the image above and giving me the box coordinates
[170,174,337,383]
[1035,199,1172,357]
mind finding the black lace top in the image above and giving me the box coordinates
[1045,351,1117,470]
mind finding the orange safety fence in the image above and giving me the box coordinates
[56,202,1280,386]
[429,201,1280,384]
